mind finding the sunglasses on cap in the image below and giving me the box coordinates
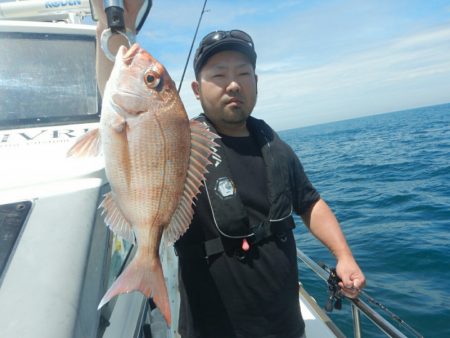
[198,29,254,52]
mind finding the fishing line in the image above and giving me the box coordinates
[357,289,424,338]
[177,0,208,93]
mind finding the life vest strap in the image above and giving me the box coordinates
[204,237,225,257]
[176,219,293,261]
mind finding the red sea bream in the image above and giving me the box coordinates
[68,44,218,325]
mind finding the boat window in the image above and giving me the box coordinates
[0,201,32,279]
[0,32,98,129]
[96,233,134,337]
[107,234,133,287]
[73,182,136,337]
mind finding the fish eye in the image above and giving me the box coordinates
[144,70,161,88]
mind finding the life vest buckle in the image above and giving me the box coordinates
[276,232,288,243]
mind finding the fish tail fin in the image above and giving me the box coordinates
[98,254,171,326]
[148,259,172,327]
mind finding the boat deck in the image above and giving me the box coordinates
[299,283,345,338]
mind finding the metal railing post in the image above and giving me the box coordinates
[351,303,362,338]
[296,248,412,338]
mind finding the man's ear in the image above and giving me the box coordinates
[191,81,200,99]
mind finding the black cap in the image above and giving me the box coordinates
[193,30,257,77]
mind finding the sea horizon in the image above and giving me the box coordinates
[277,101,450,133]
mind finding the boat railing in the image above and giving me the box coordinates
[296,248,423,338]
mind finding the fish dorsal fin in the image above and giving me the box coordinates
[164,120,219,245]
[99,192,136,244]
[67,128,102,157]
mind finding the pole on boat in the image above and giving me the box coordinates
[351,303,362,338]
[177,0,208,93]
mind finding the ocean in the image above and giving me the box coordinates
[279,103,450,338]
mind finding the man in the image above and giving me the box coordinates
[173,30,366,338]
[93,2,365,336]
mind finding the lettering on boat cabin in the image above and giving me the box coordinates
[0,128,91,145]
[45,0,82,8]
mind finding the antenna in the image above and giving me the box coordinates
[177,0,208,93]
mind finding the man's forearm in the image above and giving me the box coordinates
[95,22,130,97]
[301,198,366,296]
[301,198,354,260]
[92,0,142,97]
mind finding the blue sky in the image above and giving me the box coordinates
[134,0,450,130]
[3,0,448,130]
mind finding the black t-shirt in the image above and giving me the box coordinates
[176,133,319,338]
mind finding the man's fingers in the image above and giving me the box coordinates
[340,274,353,289]
[338,279,363,299]
[353,277,365,290]
[339,285,359,298]
[335,258,366,298]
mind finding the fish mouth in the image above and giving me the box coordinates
[122,44,142,65]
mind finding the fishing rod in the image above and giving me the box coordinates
[356,289,424,338]
[296,248,423,338]
[177,0,208,93]
[321,263,423,338]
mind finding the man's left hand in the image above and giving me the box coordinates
[336,256,366,298]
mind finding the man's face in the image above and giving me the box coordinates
[192,50,257,136]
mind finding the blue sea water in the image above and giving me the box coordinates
[279,103,450,338]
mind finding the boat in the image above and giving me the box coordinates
[0,1,422,337]
[0,2,150,337]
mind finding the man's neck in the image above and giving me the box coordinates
[215,123,250,137]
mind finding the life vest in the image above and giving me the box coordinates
[193,114,297,259]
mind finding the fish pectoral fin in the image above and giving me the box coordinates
[67,128,102,157]
[164,120,220,245]
[100,192,136,244]
[112,114,127,133]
